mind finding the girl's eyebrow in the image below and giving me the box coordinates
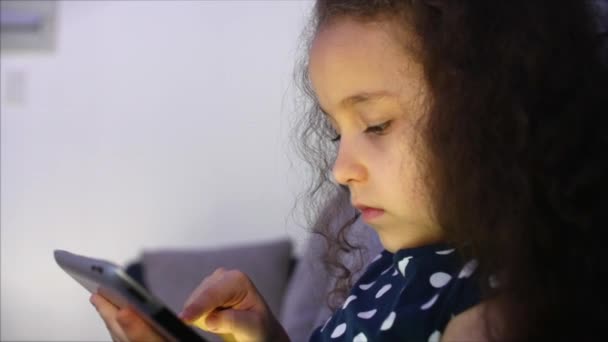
[341,90,394,108]
[320,90,396,117]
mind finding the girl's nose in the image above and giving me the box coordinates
[331,140,367,186]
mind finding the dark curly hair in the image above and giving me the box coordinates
[292,0,608,340]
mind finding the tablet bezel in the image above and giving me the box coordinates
[54,249,207,342]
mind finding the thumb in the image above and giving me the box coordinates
[193,309,264,340]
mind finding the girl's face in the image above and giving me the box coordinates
[308,17,444,251]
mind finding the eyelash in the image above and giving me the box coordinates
[330,121,392,142]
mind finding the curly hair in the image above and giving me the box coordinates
[292,0,608,340]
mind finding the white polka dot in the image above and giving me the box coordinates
[342,295,357,309]
[489,274,500,288]
[392,269,399,276]
[356,309,377,319]
[359,281,375,290]
[353,332,368,342]
[458,259,479,278]
[331,323,347,338]
[428,330,441,342]
[435,248,455,255]
[375,284,392,299]
[381,266,393,275]
[380,311,396,331]
[371,253,382,263]
[398,256,413,277]
[420,293,439,310]
[429,272,452,288]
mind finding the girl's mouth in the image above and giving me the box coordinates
[355,205,385,221]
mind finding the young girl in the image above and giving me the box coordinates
[91,0,608,341]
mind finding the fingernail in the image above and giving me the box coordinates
[205,314,219,331]
[178,309,192,321]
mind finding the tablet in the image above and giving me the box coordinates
[54,249,207,342]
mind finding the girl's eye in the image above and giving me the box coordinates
[365,121,392,135]
[329,121,391,142]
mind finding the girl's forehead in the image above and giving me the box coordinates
[308,18,425,115]
[310,17,402,62]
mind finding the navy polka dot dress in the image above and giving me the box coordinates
[309,243,481,342]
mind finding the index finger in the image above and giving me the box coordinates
[90,293,130,342]
[179,269,255,323]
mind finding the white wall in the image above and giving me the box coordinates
[0,1,314,340]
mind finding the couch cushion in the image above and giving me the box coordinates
[141,238,292,341]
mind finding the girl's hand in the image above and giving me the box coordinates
[90,293,166,342]
[179,268,290,342]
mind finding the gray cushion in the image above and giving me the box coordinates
[141,238,292,341]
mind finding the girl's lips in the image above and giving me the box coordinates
[355,205,385,221]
